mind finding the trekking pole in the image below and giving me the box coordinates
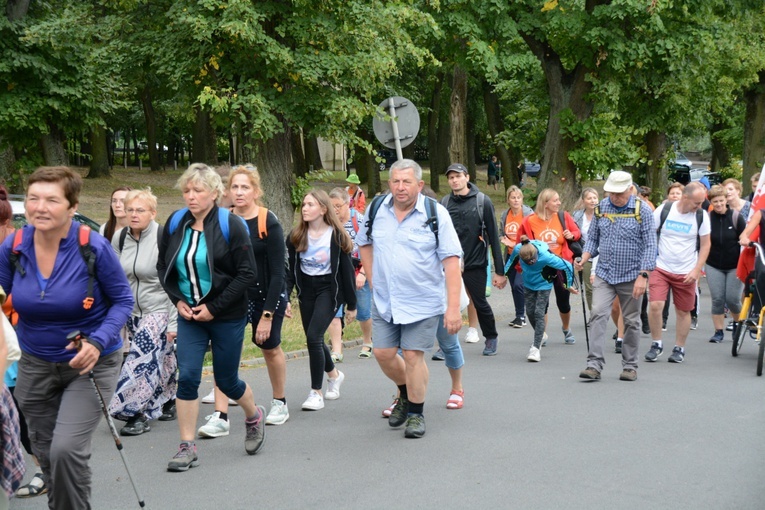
[574,259,590,350]
[67,331,146,509]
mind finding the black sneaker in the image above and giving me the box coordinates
[614,339,623,353]
[661,319,667,331]
[510,317,526,328]
[159,401,177,421]
[612,330,618,340]
[641,320,651,335]
[668,346,685,363]
[690,316,698,330]
[120,416,151,436]
[645,342,663,362]
[404,413,426,438]
[388,397,409,428]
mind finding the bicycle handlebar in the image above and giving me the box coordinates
[747,242,765,266]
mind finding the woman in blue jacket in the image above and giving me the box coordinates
[157,163,263,472]
[0,166,134,510]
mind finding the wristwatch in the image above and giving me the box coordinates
[262,311,274,320]
[640,272,649,279]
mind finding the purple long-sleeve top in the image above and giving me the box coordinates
[0,222,133,362]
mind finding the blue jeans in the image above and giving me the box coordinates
[176,317,247,401]
[436,315,464,370]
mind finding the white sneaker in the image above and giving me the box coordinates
[465,327,479,343]
[265,399,289,426]
[325,371,345,400]
[541,332,548,347]
[301,390,324,411]
[201,388,216,404]
[200,387,238,406]
[197,411,230,438]
[527,346,541,362]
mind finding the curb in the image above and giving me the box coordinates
[236,338,365,369]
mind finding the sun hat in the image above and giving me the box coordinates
[603,170,632,193]
[346,174,361,184]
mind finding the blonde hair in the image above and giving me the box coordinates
[519,242,538,264]
[124,188,158,212]
[722,178,742,194]
[506,185,523,203]
[289,189,353,254]
[574,187,598,210]
[535,188,559,218]
[176,163,225,199]
[707,184,726,201]
[228,164,264,206]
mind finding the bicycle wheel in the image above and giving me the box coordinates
[758,339,765,376]
[733,296,752,357]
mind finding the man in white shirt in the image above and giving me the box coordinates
[645,182,710,363]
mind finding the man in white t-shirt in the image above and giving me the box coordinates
[645,182,710,363]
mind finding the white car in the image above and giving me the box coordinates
[11,199,100,231]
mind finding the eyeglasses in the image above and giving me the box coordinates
[126,208,149,215]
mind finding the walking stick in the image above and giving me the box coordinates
[67,331,146,508]
[574,260,590,350]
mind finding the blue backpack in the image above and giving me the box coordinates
[167,207,249,242]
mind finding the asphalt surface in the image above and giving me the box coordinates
[10,283,765,510]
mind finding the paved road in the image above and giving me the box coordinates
[10,284,765,510]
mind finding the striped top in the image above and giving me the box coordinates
[175,228,212,305]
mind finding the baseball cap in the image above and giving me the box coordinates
[603,170,632,193]
[445,163,468,175]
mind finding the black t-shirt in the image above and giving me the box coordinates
[245,211,285,311]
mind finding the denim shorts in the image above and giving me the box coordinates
[334,280,372,321]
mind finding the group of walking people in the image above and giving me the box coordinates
[0,157,759,509]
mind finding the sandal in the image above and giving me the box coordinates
[446,390,464,410]
[358,345,373,359]
[331,352,344,363]
[16,472,47,498]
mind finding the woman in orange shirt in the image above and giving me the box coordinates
[500,186,533,328]
[517,188,581,344]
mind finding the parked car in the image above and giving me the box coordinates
[524,161,541,177]
[376,149,397,171]
[671,152,693,169]
[669,166,721,187]
[10,198,100,231]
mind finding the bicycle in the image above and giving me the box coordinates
[731,242,765,376]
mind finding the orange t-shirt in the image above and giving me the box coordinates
[522,214,565,256]
[503,209,525,254]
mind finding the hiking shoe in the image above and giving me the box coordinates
[431,349,445,361]
[382,398,397,418]
[690,316,698,330]
[120,416,151,436]
[404,413,426,438]
[244,405,266,455]
[709,330,724,343]
[330,351,344,364]
[579,367,601,380]
[197,412,230,438]
[388,397,409,428]
[302,390,324,410]
[563,329,576,344]
[265,399,289,426]
[541,332,548,347]
[465,327,479,343]
[619,369,637,381]
[644,342,663,362]
[614,339,623,354]
[325,370,345,400]
[510,317,526,328]
[527,346,541,362]
[482,337,498,356]
[661,319,667,331]
[159,401,177,421]
[167,442,199,472]
[668,346,685,363]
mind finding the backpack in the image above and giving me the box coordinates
[117,223,166,253]
[365,194,439,248]
[167,207,249,242]
[556,210,583,258]
[10,225,98,310]
[441,192,487,245]
[657,201,704,252]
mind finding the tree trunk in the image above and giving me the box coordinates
[305,136,323,171]
[521,35,591,208]
[466,101,476,182]
[358,128,380,196]
[192,108,218,165]
[167,126,178,166]
[743,71,765,184]
[0,137,18,191]
[87,125,110,178]
[6,0,30,21]
[482,81,519,189]
[645,130,667,203]
[80,132,91,166]
[709,121,730,173]
[253,116,295,230]
[140,86,161,171]
[449,66,468,167]
[39,123,68,166]
[290,128,308,177]
[427,73,447,193]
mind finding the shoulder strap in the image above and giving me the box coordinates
[557,210,566,230]
[634,197,642,223]
[350,208,359,233]
[732,208,740,227]
[10,229,26,277]
[168,207,189,236]
[258,208,269,239]
[658,202,673,236]
[217,207,250,243]
[695,208,703,252]
[364,195,385,241]
[78,225,97,310]
[440,194,451,208]
[424,196,439,248]
[118,227,128,253]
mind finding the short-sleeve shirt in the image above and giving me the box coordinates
[503,209,525,254]
[523,214,565,256]
[654,202,711,274]
[356,194,462,324]
[300,227,332,276]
